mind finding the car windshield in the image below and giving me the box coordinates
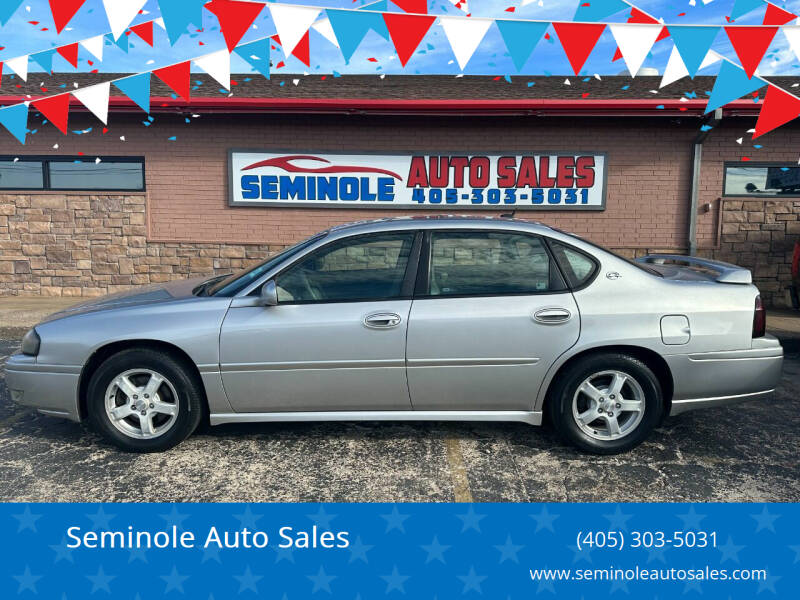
[207,233,327,297]
[551,228,663,277]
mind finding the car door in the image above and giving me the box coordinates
[406,229,580,411]
[219,230,420,412]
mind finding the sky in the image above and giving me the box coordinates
[0,0,799,79]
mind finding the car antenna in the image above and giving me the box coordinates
[500,210,516,219]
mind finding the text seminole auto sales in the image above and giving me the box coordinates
[66,525,350,550]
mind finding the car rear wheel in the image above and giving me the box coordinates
[87,348,204,452]
[547,353,664,454]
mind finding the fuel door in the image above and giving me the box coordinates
[661,315,691,345]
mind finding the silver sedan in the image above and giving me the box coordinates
[5,217,783,453]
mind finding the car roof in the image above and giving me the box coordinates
[326,215,556,236]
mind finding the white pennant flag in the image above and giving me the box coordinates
[312,18,340,48]
[783,27,800,62]
[440,17,492,70]
[102,0,148,40]
[609,23,662,77]
[73,82,111,125]
[660,45,721,88]
[80,35,105,62]
[5,56,28,82]
[269,4,320,56]
[194,49,231,90]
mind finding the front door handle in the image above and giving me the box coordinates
[364,312,402,329]
[533,307,572,324]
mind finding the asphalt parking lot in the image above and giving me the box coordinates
[1,334,799,503]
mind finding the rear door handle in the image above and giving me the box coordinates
[364,312,402,329]
[533,307,572,324]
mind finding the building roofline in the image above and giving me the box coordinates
[1,95,763,117]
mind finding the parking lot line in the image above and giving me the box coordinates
[444,437,473,502]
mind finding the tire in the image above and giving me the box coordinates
[547,353,664,454]
[86,348,204,452]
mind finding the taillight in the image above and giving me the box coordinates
[753,294,766,338]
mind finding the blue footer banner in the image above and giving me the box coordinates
[1,503,795,598]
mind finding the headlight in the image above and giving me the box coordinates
[21,328,40,356]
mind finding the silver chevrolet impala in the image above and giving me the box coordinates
[5,217,783,454]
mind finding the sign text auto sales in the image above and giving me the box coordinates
[229,151,606,209]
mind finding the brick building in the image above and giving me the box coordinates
[0,73,798,305]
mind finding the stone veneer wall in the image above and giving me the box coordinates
[699,198,799,308]
[0,194,282,297]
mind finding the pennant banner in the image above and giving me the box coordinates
[706,60,767,113]
[233,39,270,79]
[725,25,777,78]
[102,0,148,40]
[205,0,266,53]
[72,82,111,125]
[754,84,800,138]
[0,103,29,144]
[327,9,390,63]
[668,26,720,79]
[552,22,606,75]
[496,20,548,71]
[660,45,720,88]
[49,0,87,34]
[439,17,492,70]
[32,94,71,135]
[153,61,192,101]
[194,49,232,90]
[609,23,662,77]
[383,13,436,66]
[114,72,152,113]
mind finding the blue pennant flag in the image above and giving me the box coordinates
[706,60,766,113]
[731,0,764,19]
[496,20,548,72]
[105,33,129,53]
[573,0,628,21]
[327,9,390,63]
[158,0,207,45]
[0,0,23,25]
[31,49,56,74]
[234,39,270,80]
[669,26,720,78]
[0,103,29,144]
[114,73,151,114]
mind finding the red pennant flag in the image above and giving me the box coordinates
[34,94,71,135]
[205,0,266,52]
[763,3,797,25]
[56,43,79,68]
[392,0,428,14]
[49,0,87,34]
[130,22,154,46]
[552,22,606,76]
[725,26,777,79]
[292,30,311,67]
[628,7,659,24]
[612,46,622,61]
[655,26,670,42]
[154,61,192,100]
[383,13,436,66]
[754,85,800,138]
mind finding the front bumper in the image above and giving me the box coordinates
[5,353,81,421]
[665,335,783,416]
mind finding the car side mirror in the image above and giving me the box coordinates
[260,280,279,307]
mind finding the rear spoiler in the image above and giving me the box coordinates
[635,254,752,284]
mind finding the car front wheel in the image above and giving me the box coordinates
[86,348,204,452]
[547,353,664,454]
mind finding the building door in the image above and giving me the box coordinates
[219,231,419,412]
[406,230,580,411]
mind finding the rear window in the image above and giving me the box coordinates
[549,241,598,288]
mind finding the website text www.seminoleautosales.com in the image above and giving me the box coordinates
[530,566,768,583]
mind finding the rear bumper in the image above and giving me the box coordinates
[665,335,783,416]
[4,354,81,422]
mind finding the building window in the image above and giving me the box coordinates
[0,156,145,191]
[724,163,800,197]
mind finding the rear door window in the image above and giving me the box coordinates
[426,231,566,296]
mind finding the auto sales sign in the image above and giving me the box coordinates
[229,151,606,210]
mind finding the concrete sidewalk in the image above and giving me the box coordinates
[1,296,800,338]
